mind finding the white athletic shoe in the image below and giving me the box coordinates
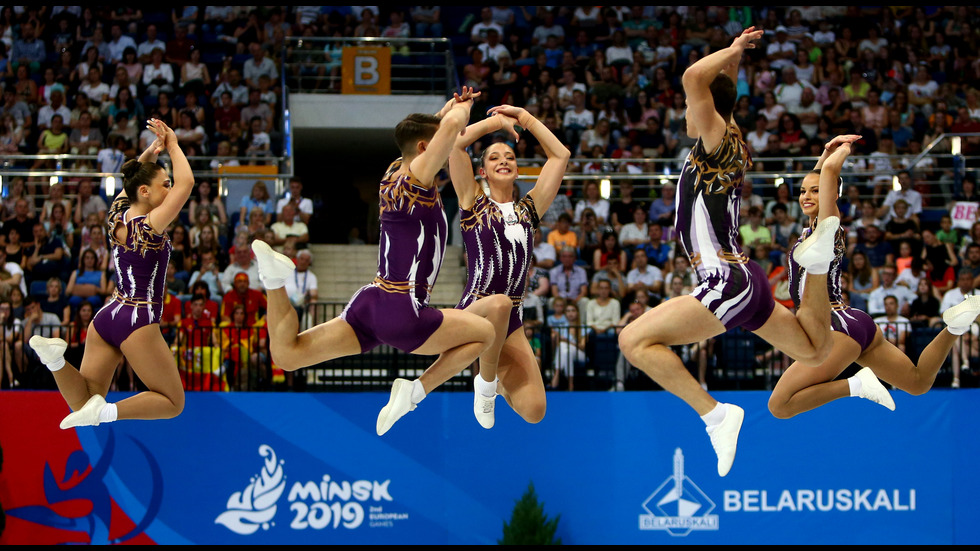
[794,216,840,273]
[942,295,980,333]
[60,394,107,430]
[376,378,416,436]
[474,388,496,429]
[706,404,744,477]
[29,335,68,365]
[854,367,895,411]
[251,239,295,290]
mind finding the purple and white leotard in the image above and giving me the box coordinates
[340,158,448,353]
[456,191,539,335]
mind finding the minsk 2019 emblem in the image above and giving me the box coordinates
[639,448,719,536]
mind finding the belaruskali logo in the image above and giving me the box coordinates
[639,448,719,536]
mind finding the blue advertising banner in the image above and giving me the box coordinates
[1,390,977,544]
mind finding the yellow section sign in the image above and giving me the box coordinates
[341,46,391,95]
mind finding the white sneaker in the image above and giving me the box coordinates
[474,390,496,429]
[29,335,68,365]
[376,378,416,436]
[60,394,106,430]
[706,404,744,477]
[942,295,980,332]
[794,216,840,273]
[854,367,895,411]
[251,239,295,290]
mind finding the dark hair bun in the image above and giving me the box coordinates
[121,159,141,180]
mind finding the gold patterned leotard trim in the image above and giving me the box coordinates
[373,276,434,295]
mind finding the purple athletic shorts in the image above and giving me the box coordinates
[340,284,445,353]
[692,259,775,332]
[831,306,877,352]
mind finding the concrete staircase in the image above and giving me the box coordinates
[308,244,466,307]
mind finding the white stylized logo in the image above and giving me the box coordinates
[639,448,719,536]
[215,445,287,535]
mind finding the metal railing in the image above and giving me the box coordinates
[283,36,457,95]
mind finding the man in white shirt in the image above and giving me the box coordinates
[766,26,797,71]
[36,88,72,131]
[557,69,587,111]
[788,86,823,137]
[563,90,594,154]
[941,269,976,314]
[476,29,509,65]
[275,179,313,224]
[872,295,910,353]
[107,22,137,63]
[773,66,815,112]
[532,227,556,269]
[284,249,318,316]
[137,24,167,63]
[626,248,663,297]
[270,204,310,248]
[531,11,564,46]
[212,69,250,108]
[867,266,915,318]
[470,7,503,44]
[221,236,262,292]
[243,43,278,90]
[877,170,923,222]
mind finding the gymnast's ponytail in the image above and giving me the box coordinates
[121,159,164,203]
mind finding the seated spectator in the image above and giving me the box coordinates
[550,302,587,391]
[853,225,895,269]
[283,248,318,322]
[79,67,111,108]
[13,296,62,377]
[626,248,663,298]
[40,277,71,325]
[178,295,217,368]
[221,234,261,291]
[575,208,605,264]
[739,206,773,255]
[241,116,270,160]
[188,248,226,301]
[23,223,67,282]
[189,208,221,251]
[532,227,556,269]
[168,223,192,276]
[221,272,266,325]
[847,199,883,247]
[764,183,801,225]
[883,199,921,254]
[549,246,589,314]
[270,203,310,249]
[635,223,672,270]
[158,290,184,344]
[37,88,71,132]
[68,111,103,155]
[909,277,942,328]
[65,248,107,310]
[593,230,626,273]
[212,68,249,109]
[618,205,649,249]
[867,265,915,318]
[180,47,211,97]
[664,255,696,296]
[240,88,273,133]
[105,86,145,130]
[922,229,958,294]
[275,178,314,224]
[33,114,69,167]
[184,280,220,320]
[586,279,621,335]
[873,295,909,354]
[189,181,228,236]
[776,113,808,156]
[219,303,269,391]
[175,109,206,152]
[0,247,26,299]
[119,47,143,83]
[547,213,578,252]
[64,301,95,368]
[769,204,803,259]
[848,251,879,312]
[143,48,175,98]
[648,182,676,226]
[590,256,627,300]
[165,260,187,296]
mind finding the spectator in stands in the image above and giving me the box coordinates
[573,181,610,225]
[221,233,260,291]
[410,6,442,38]
[40,277,70,326]
[562,89,594,154]
[575,208,604,264]
[5,199,38,249]
[873,294,909,354]
[10,20,44,75]
[854,224,895,269]
[179,294,216,360]
[137,24,166,64]
[180,47,211,97]
[877,170,923,223]
[276,178,313,224]
[739,206,772,255]
[143,48,175,98]
[618,204,649,249]
[663,255,695,297]
[243,42,277,91]
[34,113,69,166]
[908,276,942,328]
[587,278,621,334]
[37,88,71,132]
[221,272,266,326]
[626,248,663,298]
[847,250,878,312]
[283,248,318,321]
[212,68,249,109]
[188,181,228,235]
[550,301,587,391]
[0,247,26,299]
[165,260,187,296]
[270,203,310,249]
[867,265,915,318]
[65,247,105,311]
[189,208,220,251]
[188,248,225,301]
[922,228,958,293]
[242,115,270,160]
[648,182,676,226]
[593,230,626,274]
[636,223,673,270]
[68,111,103,155]
[166,24,193,65]
[13,296,62,376]
[549,246,589,309]
[745,114,772,155]
[907,65,939,117]
[774,66,816,113]
[352,8,380,38]
[241,89,273,133]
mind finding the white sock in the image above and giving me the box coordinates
[261,275,287,291]
[411,379,426,405]
[847,375,862,397]
[45,357,66,372]
[947,324,970,336]
[701,402,728,430]
[475,375,498,397]
[98,402,118,423]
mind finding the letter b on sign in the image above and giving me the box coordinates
[342,47,391,95]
